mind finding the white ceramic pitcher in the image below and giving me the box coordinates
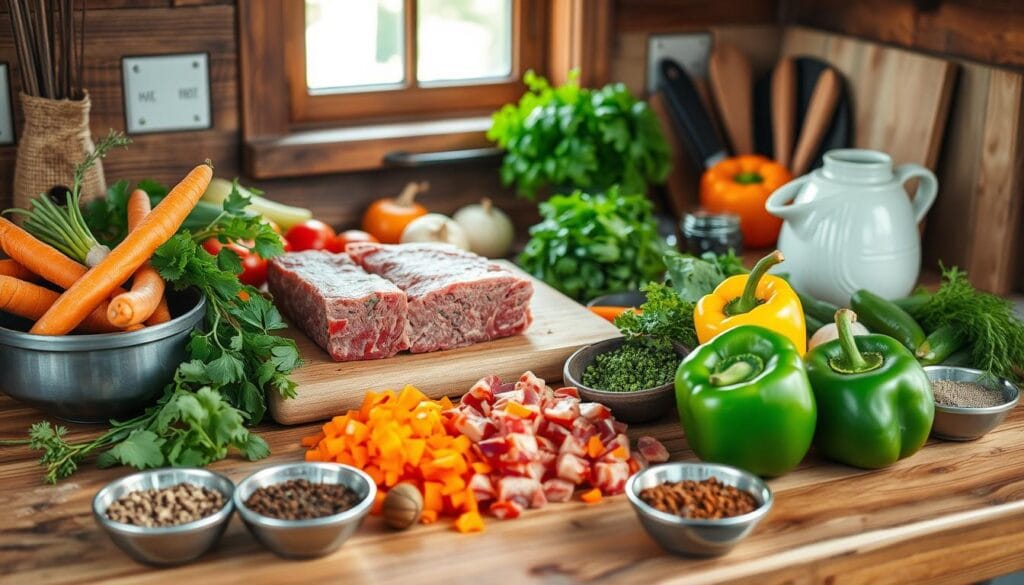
[765,149,937,306]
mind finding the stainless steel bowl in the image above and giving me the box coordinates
[234,462,376,559]
[0,290,205,422]
[924,366,1020,441]
[626,462,773,557]
[563,337,688,423]
[92,468,235,566]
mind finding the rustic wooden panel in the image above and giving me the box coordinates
[966,69,1024,294]
[779,26,956,170]
[548,0,612,87]
[0,4,241,204]
[782,0,1024,70]
[614,0,779,33]
[923,62,991,272]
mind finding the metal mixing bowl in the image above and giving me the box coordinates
[563,337,688,423]
[626,462,773,557]
[92,468,235,566]
[924,366,1020,441]
[234,462,376,559]
[0,290,205,422]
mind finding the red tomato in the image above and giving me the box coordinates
[202,239,269,287]
[326,229,378,253]
[284,219,336,251]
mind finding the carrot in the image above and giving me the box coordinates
[0,217,93,289]
[0,276,119,333]
[0,259,38,281]
[31,162,213,335]
[580,488,603,504]
[588,306,639,322]
[107,190,169,327]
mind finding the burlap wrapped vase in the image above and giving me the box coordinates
[13,91,106,210]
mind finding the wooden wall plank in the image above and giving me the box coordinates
[782,0,1024,70]
[966,69,1024,294]
[614,0,779,33]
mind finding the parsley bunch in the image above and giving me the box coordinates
[15,183,299,483]
[488,70,670,199]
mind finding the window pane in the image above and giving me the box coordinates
[417,0,512,84]
[305,0,404,92]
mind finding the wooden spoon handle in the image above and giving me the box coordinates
[771,57,796,170]
[708,43,754,155]
[791,68,841,176]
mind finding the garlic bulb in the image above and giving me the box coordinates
[809,321,869,350]
[400,213,470,250]
[453,198,515,258]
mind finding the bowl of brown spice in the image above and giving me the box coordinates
[924,366,1020,441]
[92,468,235,566]
[234,462,376,559]
[625,462,772,557]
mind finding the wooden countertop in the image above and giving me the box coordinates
[3,389,1024,585]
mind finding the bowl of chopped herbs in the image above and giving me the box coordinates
[564,336,689,423]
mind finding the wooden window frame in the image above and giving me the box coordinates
[239,0,610,178]
[286,0,546,125]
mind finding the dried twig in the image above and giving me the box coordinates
[6,0,86,99]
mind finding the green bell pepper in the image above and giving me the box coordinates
[805,309,934,469]
[675,325,816,477]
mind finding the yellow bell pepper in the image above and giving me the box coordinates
[694,250,807,355]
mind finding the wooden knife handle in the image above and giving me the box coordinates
[708,43,753,155]
[791,68,842,176]
[771,57,796,170]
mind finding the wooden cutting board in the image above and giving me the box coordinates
[779,26,957,169]
[268,261,620,425]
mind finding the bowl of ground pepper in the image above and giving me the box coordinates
[563,336,689,423]
[924,366,1020,441]
[234,462,376,559]
[625,462,772,557]
[92,468,235,566]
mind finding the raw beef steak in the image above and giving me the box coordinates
[346,243,533,353]
[268,251,409,361]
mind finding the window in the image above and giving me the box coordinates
[284,0,543,124]
[240,0,609,178]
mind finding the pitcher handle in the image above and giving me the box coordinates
[765,175,811,217]
[894,164,938,224]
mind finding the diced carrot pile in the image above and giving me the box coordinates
[302,385,483,533]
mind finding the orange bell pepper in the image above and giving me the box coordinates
[700,154,792,248]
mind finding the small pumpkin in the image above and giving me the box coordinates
[362,182,429,243]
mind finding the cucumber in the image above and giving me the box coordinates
[797,290,841,323]
[805,314,826,335]
[850,289,927,352]
[916,325,965,365]
[940,347,974,368]
[892,291,931,316]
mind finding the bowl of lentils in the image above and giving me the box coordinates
[92,468,235,566]
[233,462,376,559]
[563,336,689,423]
[924,366,1020,441]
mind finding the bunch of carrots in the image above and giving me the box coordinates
[0,162,213,335]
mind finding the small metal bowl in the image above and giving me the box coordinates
[234,462,376,559]
[924,366,1020,441]
[586,290,647,308]
[0,289,205,422]
[626,462,772,557]
[92,468,235,567]
[563,337,688,423]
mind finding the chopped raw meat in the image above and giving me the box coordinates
[542,479,575,503]
[267,251,409,361]
[637,436,670,463]
[346,243,533,353]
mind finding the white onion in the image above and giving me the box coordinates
[400,213,470,250]
[453,198,515,258]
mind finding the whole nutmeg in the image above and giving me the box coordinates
[382,483,423,530]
